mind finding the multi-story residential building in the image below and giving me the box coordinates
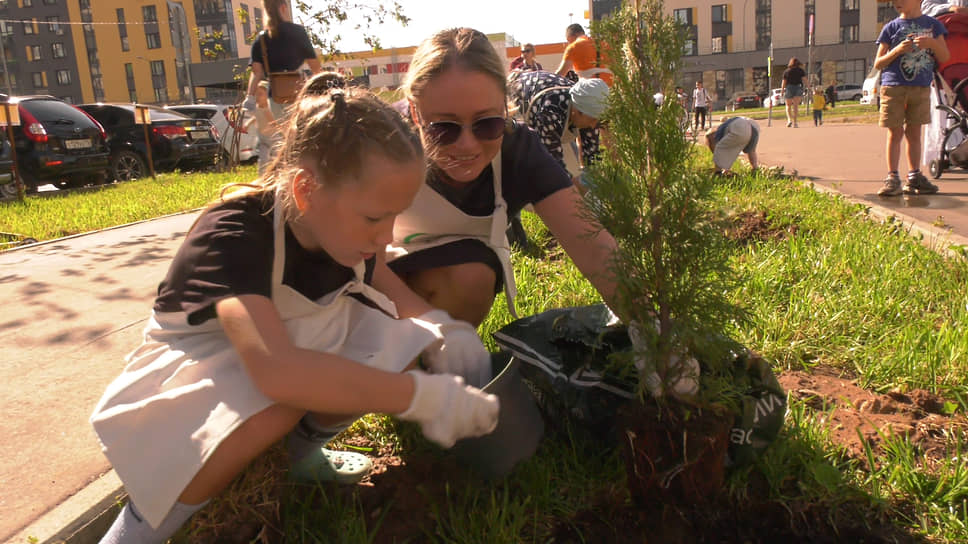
[592,0,899,107]
[0,0,206,105]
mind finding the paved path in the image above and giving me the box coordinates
[5,118,968,544]
[1,213,198,543]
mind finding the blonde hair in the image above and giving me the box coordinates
[402,28,507,102]
[221,72,423,224]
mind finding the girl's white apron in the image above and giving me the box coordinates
[91,198,441,528]
[386,154,519,317]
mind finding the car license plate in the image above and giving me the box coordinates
[65,138,91,150]
[189,130,211,141]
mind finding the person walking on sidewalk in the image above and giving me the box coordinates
[781,58,806,127]
[874,0,949,196]
[692,80,711,131]
[91,75,499,544]
[811,87,826,126]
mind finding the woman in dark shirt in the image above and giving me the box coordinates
[782,57,806,127]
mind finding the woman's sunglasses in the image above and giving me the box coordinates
[422,116,507,146]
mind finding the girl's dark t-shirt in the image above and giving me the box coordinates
[154,192,374,325]
[250,22,316,72]
[783,66,806,86]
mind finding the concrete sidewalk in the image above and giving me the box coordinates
[5,119,968,544]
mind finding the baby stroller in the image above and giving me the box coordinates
[925,11,968,178]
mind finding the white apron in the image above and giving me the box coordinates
[91,198,441,528]
[386,154,518,318]
[526,86,583,178]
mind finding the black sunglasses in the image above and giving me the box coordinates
[422,116,507,146]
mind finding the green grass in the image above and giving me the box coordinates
[7,162,968,541]
[717,102,879,124]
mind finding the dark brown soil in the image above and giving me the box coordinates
[181,367,964,543]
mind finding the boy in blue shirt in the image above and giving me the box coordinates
[875,0,950,196]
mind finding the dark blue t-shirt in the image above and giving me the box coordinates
[876,15,948,87]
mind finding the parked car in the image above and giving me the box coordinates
[834,83,863,101]
[0,129,15,199]
[166,103,259,163]
[77,103,220,181]
[762,88,786,108]
[860,68,882,107]
[5,95,110,191]
[726,91,761,111]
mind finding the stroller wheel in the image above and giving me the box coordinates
[929,159,944,179]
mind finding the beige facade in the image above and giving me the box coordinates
[657,0,896,105]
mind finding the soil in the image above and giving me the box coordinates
[182,366,965,543]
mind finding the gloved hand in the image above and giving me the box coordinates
[241,94,257,112]
[419,309,493,388]
[628,319,700,398]
[397,370,500,448]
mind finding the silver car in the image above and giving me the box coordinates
[165,104,259,163]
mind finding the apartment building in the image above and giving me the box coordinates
[592,0,899,106]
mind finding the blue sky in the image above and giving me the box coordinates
[295,0,592,52]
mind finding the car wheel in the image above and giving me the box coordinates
[111,150,147,181]
[852,94,862,101]
[0,182,18,199]
[929,159,943,179]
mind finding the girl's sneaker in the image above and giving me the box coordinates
[903,172,939,195]
[878,173,902,197]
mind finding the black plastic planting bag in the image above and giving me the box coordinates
[491,304,787,467]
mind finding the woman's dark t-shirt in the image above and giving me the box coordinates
[782,66,806,86]
[250,22,316,72]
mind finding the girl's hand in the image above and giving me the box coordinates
[397,370,499,448]
[418,310,493,388]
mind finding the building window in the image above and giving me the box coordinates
[56,69,70,85]
[254,8,263,32]
[31,72,43,87]
[841,24,859,43]
[241,3,252,43]
[51,42,65,58]
[154,87,168,103]
[46,16,63,34]
[150,60,165,76]
[673,8,691,25]
[129,89,137,103]
[711,4,727,24]
[125,63,134,78]
[146,32,161,49]
[711,36,725,54]
[142,5,157,23]
[756,0,771,51]
[841,0,859,9]
[23,19,35,35]
[878,4,897,23]
[22,0,32,6]
[42,0,55,4]
[121,36,130,51]
[27,45,40,61]
[837,58,865,85]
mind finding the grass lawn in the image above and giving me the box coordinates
[717,102,879,124]
[3,158,966,542]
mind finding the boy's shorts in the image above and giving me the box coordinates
[879,85,931,128]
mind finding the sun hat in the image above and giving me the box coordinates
[569,78,610,119]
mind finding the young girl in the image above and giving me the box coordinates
[92,73,499,544]
[386,27,624,327]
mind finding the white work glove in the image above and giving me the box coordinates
[397,370,500,448]
[628,320,700,399]
[241,94,257,112]
[419,309,493,388]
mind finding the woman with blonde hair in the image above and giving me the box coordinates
[386,28,626,329]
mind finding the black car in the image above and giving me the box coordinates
[77,103,219,181]
[728,92,761,110]
[9,95,110,191]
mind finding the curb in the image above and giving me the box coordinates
[6,471,124,544]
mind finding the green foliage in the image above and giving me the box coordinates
[589,0,748,403]
[294,1,411,55]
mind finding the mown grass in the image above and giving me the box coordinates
[716,102,879,124]
[6,160,968,541]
